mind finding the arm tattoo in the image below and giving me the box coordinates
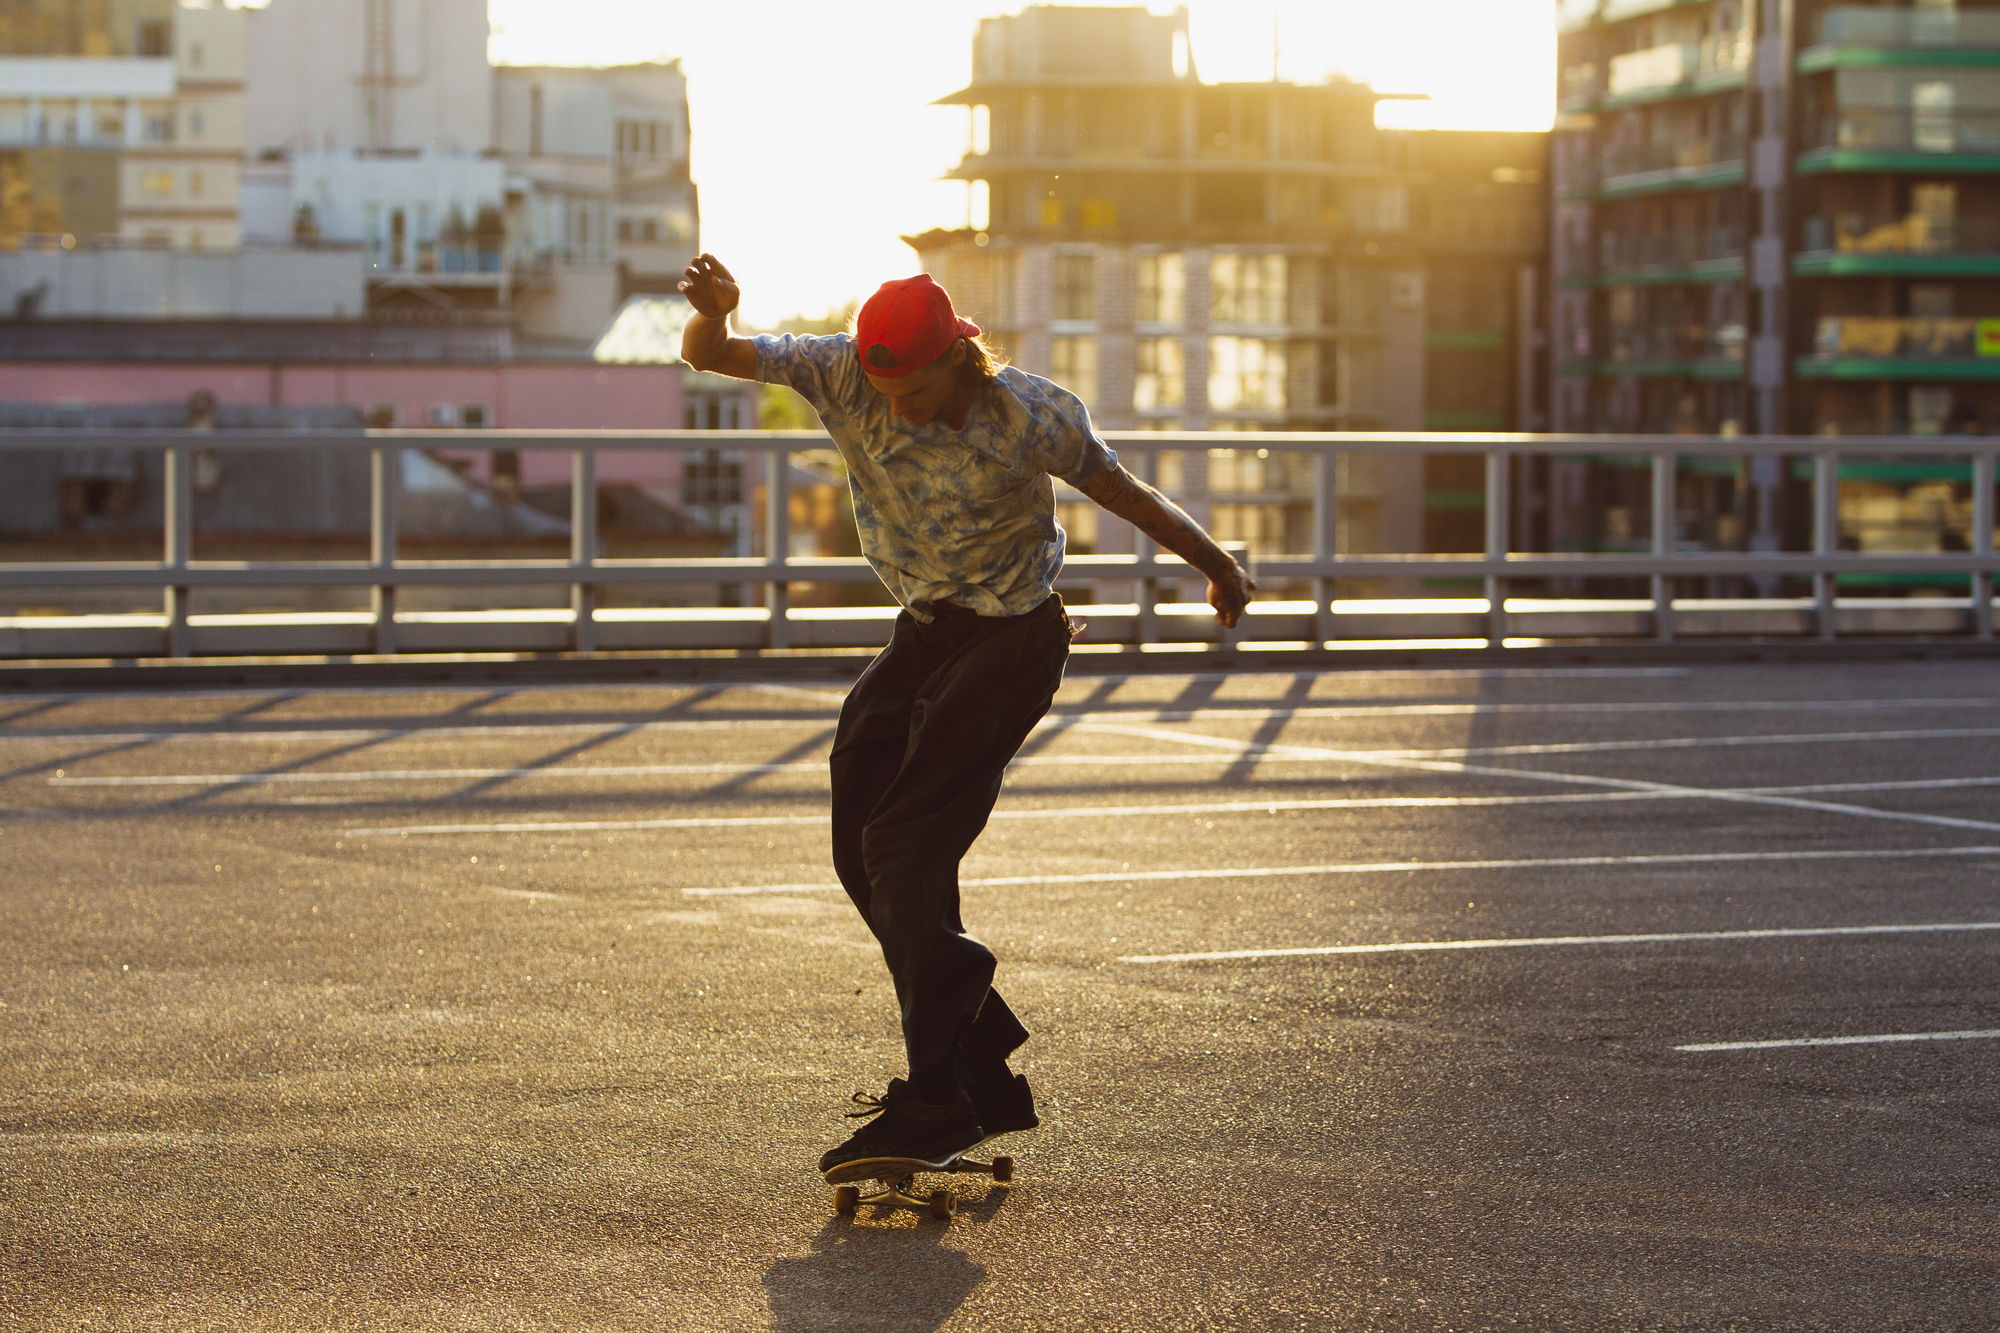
[1084,465,1238,582]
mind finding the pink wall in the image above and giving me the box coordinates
[0,360,701,485]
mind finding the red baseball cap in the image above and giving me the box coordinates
[855,274,981,379]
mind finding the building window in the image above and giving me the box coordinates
[1211,254,1288,325]
[682,449,745,505]
[1134,337,1184,411]
[1053,253,1095,322]
[188,109,204,139]
[137,19,170,56]
[188,170,204,198]
[1137,253,1185,325]
[1050,335,1099,407]
[1208,336,1287,411]
[641,218,658,242]
[459,404,490,429]
[141,170,173,196]
[618,218,633,242]
[144,112,172,143]
[364,403,399,428]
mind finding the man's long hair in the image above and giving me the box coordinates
[956,334,1005,388]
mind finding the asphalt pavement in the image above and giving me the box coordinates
[2,658,1998,1331]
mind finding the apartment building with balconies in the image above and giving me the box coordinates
[913,3,1548,581]
[1554,0,1996,582]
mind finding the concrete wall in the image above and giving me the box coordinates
[243,0,492,156]
[0,247,364,318]
[515,261,620,344]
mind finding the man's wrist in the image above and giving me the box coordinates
[1184,537,1240,584]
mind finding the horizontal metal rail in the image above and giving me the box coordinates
[1,429,1995,659]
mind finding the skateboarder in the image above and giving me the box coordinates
[678,254,1254,1174]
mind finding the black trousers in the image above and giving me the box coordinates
[829,593,1070,1077]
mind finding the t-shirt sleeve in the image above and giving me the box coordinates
[752,332,861,416]
[1029,382,1119,488]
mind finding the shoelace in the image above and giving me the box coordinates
[844,1091,890,1120]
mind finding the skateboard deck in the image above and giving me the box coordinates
[824,1153,1015,1219]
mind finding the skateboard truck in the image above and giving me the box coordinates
[827,1154,1014,1220]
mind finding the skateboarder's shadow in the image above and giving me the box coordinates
[762,1192,1009,1332]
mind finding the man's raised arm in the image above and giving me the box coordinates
[1078,465,1256,628]
[677,253,759,380]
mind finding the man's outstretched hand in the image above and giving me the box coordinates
[1208,564,1256,630]
[679,254,740,319]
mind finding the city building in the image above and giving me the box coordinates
[234,1,698,340]
[913,3,1548,584]
[0,0,246,248]
[1553,0,1994,578]
[492,61,700,301]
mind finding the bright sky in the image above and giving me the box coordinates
[487,0,1556,327]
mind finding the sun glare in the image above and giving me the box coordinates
[486,0,1556,326]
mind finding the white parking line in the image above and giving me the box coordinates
[43,724,2000,789]
[675,843,2000,897]
[335,775,2000,838]
[1081,723,2000,837]
[2,696,1991,747]
[340,791,1679,836]
[1117,920,2000,964]
[1677,1029,2000,1053]
[47,750,1352,787]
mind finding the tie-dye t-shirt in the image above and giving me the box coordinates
[752,332,1117,620]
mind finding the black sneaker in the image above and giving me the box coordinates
[818,1078,985,1178]
[962,1066,1039,1140]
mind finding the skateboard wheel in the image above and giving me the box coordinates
[928,1189,954,1220]
[992,1155,1014,1183]
[833,1185,860,1215]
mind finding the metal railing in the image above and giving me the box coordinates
[0,429,1996,659]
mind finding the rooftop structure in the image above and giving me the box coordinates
[916,3,1547,577]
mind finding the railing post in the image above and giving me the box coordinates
[571,447,596,654]
[163,442,191,658]
[1974,447,1996,640]
[765,445,791,651]
[1651,450,1676,642]
[1135,444,1158,648]
[1314,444,1338,646]
[369,446,398,656]
[1814,451,1839,640]
[1484,449,1509,647]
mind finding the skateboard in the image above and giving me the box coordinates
[823,1152,1014,1220]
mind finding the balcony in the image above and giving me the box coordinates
[1801,6,2000,71]
[1797,212,2000,276]
[1801,108,2000,172]
[1589,225,1745,285]
[1600,34,1751,108]
[1597,133,1747,197]
[1560,61,1603,112]
[1803,315,2000,378]
[366,243,509,288]
[1597,321,1746,377]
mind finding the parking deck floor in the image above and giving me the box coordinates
[2,659,1997,1330]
